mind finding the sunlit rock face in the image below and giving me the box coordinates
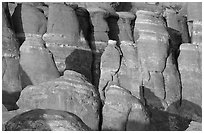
[12,3,60,89]
[102,83,150,131]
[134,10,169,109]
[17,70,101,130]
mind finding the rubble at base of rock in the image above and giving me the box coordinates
[2,2,202,131]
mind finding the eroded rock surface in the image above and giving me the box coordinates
[5,109,91,131]
[17,70,101,130]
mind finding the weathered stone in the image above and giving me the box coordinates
[17,70,101,130]
[2,109,24,131]
[177,16,190,43]
[116,12,135,41]
[5,109,91,131]
[19,35,60,88]
[143,71,166,109]
[2,2,22,111]
[186,121,202,131]
[12,3,47,44]
[178,43,202,108]
[191,20,202,45]
[107,12,135,42]
[163,8,180,31]
[117,41,141,99]
[102,83,150,130]
[2,105,8,112]
[163,53,181,108]
[8,2,17,16]
[88,8,109,32]
[134,10,169,72]
[178,100,202,122]
[187,2,202,21]
[87,7,111,87]
[43,4,92,81]
[99,40,121,101]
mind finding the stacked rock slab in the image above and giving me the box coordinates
[5,109,91,131]
[107,11,135,43]
[178,2,202,119]
[98,40,121,102]
[118,41,142,100]
[163,8,182,111]
[43,3,92,82]
[2,2,22,110]
[187,2,202,37]
[102,83,150,130]
[20,34,60,88]
[134,10,169,109]
[12,3,60,88]
[17,70,101,130]
[87,7,110,87]
[12,3,47,44]
[178,44,202,109]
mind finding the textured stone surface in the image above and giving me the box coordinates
[20,35,60,88]
[191,21,202,45]
[43,4,92,80]
[117,41,141,99]
[107,12,135,42]
[187,2,202,21]
[186,121,202,131]
[5,109,91,131]
[12,3,47,44]
[99,40,121,101]
[163,8,180,31]
[134,10,169,72]
[17,70,101,130]
[2,2,202,131]
[102,83,150,131]
[163,53,181,107]
[178,43,202,109]
[2,2,22,111]
[134,10,169,108]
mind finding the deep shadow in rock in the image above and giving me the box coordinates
[12,3,25,45]
[19,65,33,89]
[65,49,92,83]
[140,86,192,131]
[167,27,182,68]
[168,99,202,123]
[106,14,120,46]
[2,91,20,111]
[115,2,133,12]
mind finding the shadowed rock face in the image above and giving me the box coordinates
[17,70,101,130]
[5,109,91,131]
[2,2,22,111]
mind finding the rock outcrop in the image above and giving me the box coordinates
[5,109,91,131]
[2,2,22,111]
[43,3,92,82]
[102,83,150,130]
[17,70,101,130]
